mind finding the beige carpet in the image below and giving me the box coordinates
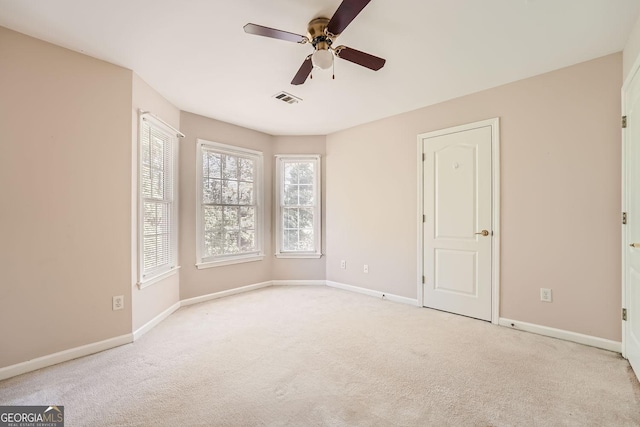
[1,286,639,426]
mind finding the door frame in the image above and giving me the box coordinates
[621,53,640,359]
[417,118,501,324]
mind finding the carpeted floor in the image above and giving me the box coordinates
[1,286,639,426]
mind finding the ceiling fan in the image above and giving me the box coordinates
[243,0,386,85]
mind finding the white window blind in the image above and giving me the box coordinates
[275,155,321,258]
[139,116,178,285]
[196,140,264,268]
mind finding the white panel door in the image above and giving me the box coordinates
[624,66,640,380]
[423,125,492,321]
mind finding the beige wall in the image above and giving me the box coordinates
[272,136,327,281]
[178,112,274,299]
[326,53,622,341]
[131,74,181,332]
[624,13,640,82]
[0,27,133,367]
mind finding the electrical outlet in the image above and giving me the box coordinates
[540,288,552,302]
[340,260,346,269]
[363,264,369,274]
[112,295,124,311]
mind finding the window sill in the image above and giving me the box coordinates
[196,254,265,269]
[275,253,323,259]
[138,266,181,289]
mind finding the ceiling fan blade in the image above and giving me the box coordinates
[335,46,385,71]
[327,0,372,36]
[243,23,307,43]
[291,56,313,85]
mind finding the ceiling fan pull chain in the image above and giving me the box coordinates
[332,57,335,80]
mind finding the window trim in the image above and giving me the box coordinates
[137,113,180,288]
[195,139,265,269]
[275,154,322,259]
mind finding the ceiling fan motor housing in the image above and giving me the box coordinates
[308,18,333,51]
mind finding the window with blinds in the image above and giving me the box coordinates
[275,155,322,258]
[139,116,178,285]
[196,140,264,268]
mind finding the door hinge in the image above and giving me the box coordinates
[623,116,628,129]
[423,214,426,223]
[623,212,628,225]
[422,276,425,284]
[623,308,628,321]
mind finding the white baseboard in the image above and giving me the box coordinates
[499,318,621,353]
[0,334,133,382]
[326,281,419,306]
[272,280,326,286]
[133,301,181,341]
[180,281,273,307]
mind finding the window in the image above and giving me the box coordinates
[196,140,264,268]
[275,155,321,258]
[138,114,179,287]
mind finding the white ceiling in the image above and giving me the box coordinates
[1,0,639,135]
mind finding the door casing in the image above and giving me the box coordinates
[622,52,640,372]
[417,118,501,324]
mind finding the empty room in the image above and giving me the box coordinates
[1,0,640,425]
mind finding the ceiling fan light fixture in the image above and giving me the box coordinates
[312,49,333,69]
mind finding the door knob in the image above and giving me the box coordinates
[630,243,640,248]
[475,230,490,237]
